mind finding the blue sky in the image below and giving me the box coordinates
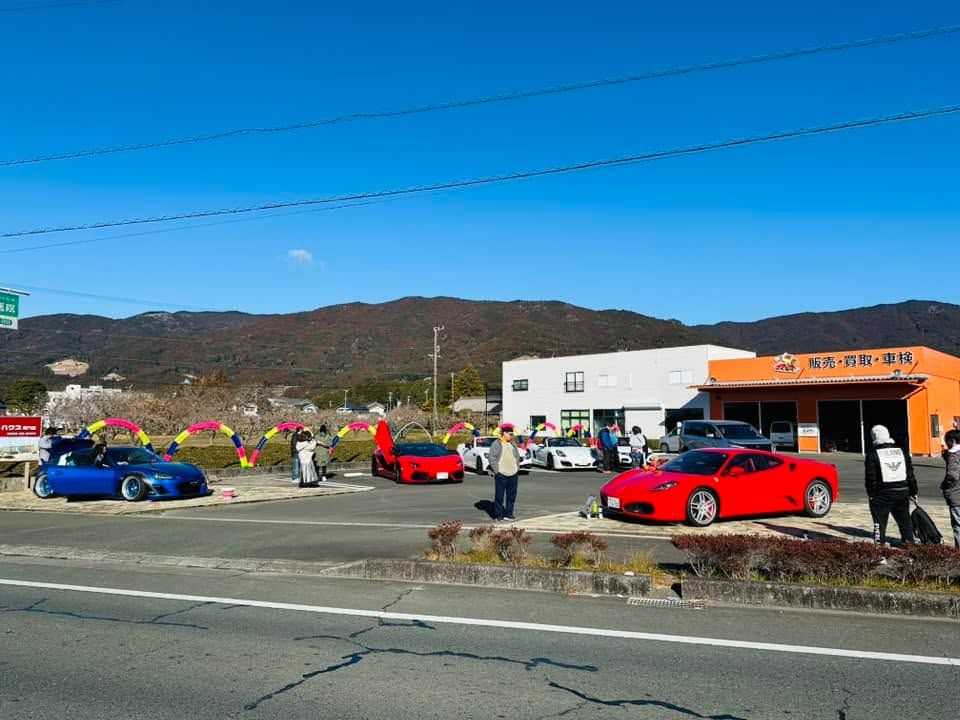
[1,0,958,324]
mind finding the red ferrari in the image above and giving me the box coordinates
[371,421,465,483]
[600,448,838,526]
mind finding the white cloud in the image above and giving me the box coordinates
[288,249,313,265]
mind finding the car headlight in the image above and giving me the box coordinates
[556,450,566,457]
[152,473,174,480]
[652,481,678,491]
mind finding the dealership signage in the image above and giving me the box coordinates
[774,349,916,373]
[0,291,19,330]
[0,416,42,462]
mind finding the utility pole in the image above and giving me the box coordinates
[388,391,393,411]
[343,388,349,409]
[450,372,456,413]
[431,325,444,436]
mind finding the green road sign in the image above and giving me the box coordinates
[0,292,20,330]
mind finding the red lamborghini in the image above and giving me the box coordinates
[371,421,465,483]
[600,448,838,526]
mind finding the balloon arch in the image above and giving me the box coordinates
[78,417,380,468]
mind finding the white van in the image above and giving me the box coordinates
[769,421,797,450]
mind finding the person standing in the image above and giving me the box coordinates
[864,424,917,547]
[628,426,648,469]
[314,424,332,482]
[488,424,521,522]
[290,428,301,484]
[38,427,58,465]
[599,421,619,474]
[296,430,319,488]
[941,429,960,548]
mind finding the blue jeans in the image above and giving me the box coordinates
[494,472,518,519]
[948,503,960,549]
[291,455,301,482]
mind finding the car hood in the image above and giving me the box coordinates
[123,461,204,479]
[602,468,691,495]
[547,445,594,456]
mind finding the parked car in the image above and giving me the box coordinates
[658,427,681,453]
[616,437,642,467]
[372,421,465,483]
[530,437,598,470]
[679,420,773,453]
[457,435,531,474]
[33,445,210,502]
[600,448,838,526]
[769,421,798,451]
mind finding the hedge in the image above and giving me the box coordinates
[671,534,960,589]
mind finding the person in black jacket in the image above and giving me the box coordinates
[864,424,917,546]
[941,428,960,548]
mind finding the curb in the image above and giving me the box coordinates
[682,577,960,620]
[0,545,651,597]
[329,558,653,597]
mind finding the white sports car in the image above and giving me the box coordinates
[530,437,598,470]
[457,436,531,474]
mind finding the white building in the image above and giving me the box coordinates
[501,344,755,436]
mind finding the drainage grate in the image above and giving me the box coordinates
[626,596,706,610]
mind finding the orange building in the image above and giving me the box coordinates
[694,346,960,456]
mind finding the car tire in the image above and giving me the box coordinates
[680,446,689,454]
[546,454,555,470]
[33,472,55,499]
[120,475,147,502]
[371,457,379,478]
[394,463,403,483]
[686,488,719,527]
[804,479,832,518]
[476,459,483,475]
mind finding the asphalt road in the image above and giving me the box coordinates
[0,454,948,569]
[1,557,957,720]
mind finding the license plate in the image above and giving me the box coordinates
[607,497,620,509]
[436,472,448,479]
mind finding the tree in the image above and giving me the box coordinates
[453,365,484,400]
[4,379,48,415]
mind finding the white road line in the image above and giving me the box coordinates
[1,577,956,666]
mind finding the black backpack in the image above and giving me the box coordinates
[911,501,943,545]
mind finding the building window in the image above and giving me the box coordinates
[561,409,590,435]
[668,370,694,385]
[530,415,546,431]
[511,379,528,392]
[597,374,618,387]
[931,414,941,438]
[564,371,584,392]
[593,409,625,432]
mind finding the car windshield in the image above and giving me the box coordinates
[718,424,764,439]
[396,443,453,457]
[107,448,162,464]
[548,438,581,447]
[662,450,729,475]
[475,437,495,448]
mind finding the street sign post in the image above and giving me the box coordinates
[0,291,20,330]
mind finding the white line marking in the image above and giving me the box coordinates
[1,577,956,666]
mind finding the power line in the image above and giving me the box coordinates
[0,197,393,257]
[0,0,117,12]
[4,103,958,239]
[0,282,224,312]
[2,22,958,167]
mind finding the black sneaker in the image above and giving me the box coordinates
[504,515,516,521]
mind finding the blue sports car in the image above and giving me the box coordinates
[34,444,210,502]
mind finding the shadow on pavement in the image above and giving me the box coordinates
[474,500,497,519]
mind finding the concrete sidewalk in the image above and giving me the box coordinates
[517,501,956,543]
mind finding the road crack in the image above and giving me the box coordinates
[547,680,748,719]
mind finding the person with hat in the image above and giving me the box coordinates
[487,423,522,522]
[864,424,917,547]
[38,427,60,465]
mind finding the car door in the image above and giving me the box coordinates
[716,453,769,517]
[48,449,115,495]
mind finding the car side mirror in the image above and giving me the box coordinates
[726,466,746,477]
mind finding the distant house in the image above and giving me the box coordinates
[336,402,386,416]
[241,403,259,417]
[267,397,319,414]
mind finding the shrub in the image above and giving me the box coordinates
[672,534,960,589]
[490,527,532,564]
[550,531,609,567]
[426,521,462,561]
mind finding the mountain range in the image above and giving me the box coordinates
[1,298,958,392]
